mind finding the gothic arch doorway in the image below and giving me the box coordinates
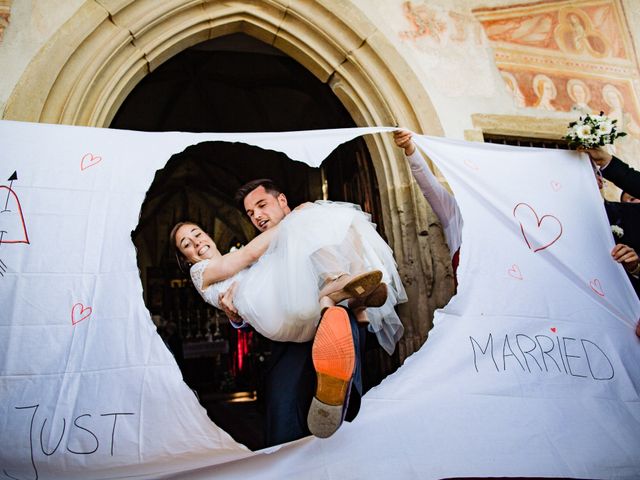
[5,2,453,354]
[4,0,455,420]
[122,35,389,449]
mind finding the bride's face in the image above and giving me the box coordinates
[175,224,218,263]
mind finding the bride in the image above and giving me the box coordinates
[171,201,406,354]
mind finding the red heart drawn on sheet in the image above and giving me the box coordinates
[0,186,30,244]
[550,180,562,191]
[71,303,92,325]
[589,279,605,297]
[464,159,479,171]
[507,264,523,280]
[550,327,557,333]
[513,202,563,253]
[80,153,102,171]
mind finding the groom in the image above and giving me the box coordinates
[217,178,367,445]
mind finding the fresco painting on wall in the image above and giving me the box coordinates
[501,71,527,107]
[474,0,640,138]
[566,78,592,113]
[400,1,446,42]
[0,1,11,43]
[398,1,495,97]
[555,7,610,57]
[400,1,483,46]
[532,73,557,111]
[499,69,640,130]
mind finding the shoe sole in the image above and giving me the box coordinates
[308,307,355,438]
[307,390,351,439]
[327,270,383,304]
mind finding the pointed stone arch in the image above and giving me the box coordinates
[3,0,453,359]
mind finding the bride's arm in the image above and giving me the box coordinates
[201,225,279,287]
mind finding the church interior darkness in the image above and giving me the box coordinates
[110,33,394,450]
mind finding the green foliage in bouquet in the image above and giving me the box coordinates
[565,111,627,148]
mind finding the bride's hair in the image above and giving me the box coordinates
[170,221,198,275]
[234,178,283,208]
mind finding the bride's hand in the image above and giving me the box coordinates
[218,282,242,324]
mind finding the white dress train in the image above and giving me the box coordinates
[190,201,407,354]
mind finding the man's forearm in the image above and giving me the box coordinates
[601,156,640,198]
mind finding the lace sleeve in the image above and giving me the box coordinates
[190,260,209,296]
[189,260,222,308]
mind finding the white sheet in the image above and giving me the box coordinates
[0,121,638,479]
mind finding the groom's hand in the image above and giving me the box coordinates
[218,282,242,324]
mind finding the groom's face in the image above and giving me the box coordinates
[243,186,290,232]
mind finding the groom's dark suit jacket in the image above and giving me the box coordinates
[602,156,640,199]
[605,200,640,298]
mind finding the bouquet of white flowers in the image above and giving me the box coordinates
[564,112,626,148]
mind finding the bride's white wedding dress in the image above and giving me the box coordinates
[190,201,406,354]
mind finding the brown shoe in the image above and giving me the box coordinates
[321,270,382,304]
[348,282,388,310]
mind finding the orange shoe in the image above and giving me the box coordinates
[307,307,355,438]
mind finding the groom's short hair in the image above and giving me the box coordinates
[234,178,284,208]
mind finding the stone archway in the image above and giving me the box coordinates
[3,0,453,359]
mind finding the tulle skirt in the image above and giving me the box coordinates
[234,201,406,354]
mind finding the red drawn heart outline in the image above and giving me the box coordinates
[464,159,479,171]
[507,264,523,280]
[550,180,562,191]
[589,278,605,297]
[0,185,30,244]
[513,202,563,253]
[80,153,102,171]
[71,303,92,325]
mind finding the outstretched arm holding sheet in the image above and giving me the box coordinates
[393,129,463,258]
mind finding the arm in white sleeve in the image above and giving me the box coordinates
[405,149,463,257]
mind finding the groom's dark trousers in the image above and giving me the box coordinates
[264,307,366,446]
